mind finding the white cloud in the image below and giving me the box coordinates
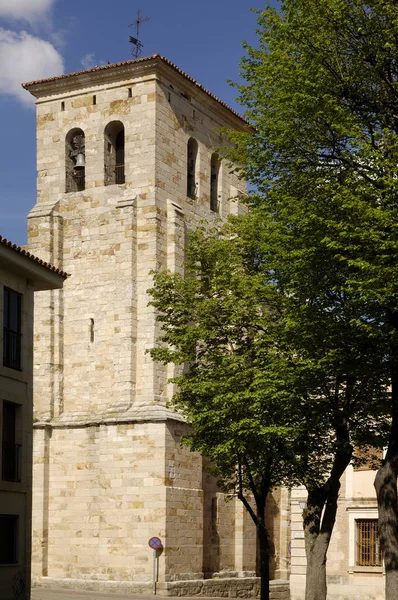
[0,0,55,23]
[80,53,96,70]
[0,29,64,106]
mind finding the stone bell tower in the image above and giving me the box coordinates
[23,54,290,595]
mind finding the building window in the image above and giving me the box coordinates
[3,287,22,370]
[65,128,85,192]
[0,515,18,564]
[104,121,125,185]
[187,138,198,199]
[210,153,220,212]
[356,519,382,566]
[2,401,21,483]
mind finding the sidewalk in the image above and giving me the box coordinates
[31,588,228,600]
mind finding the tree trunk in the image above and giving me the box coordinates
[303,488,329,600]
[375,456,398,600]
[257,521,270,600]
[375,310,398,600]
[304,536,328,600]
[304,420,352,600]
[237,477,270,600]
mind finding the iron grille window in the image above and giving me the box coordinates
[356,519,382,566]
[3,287,22,370]
[0,515,18,564]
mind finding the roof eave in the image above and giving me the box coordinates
[0,243,67,291]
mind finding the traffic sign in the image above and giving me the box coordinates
[148,536,162,550]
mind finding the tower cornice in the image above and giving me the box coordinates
[22,54,250,128]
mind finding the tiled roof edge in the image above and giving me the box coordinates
[22,54,249,125]
[0,236,68,278]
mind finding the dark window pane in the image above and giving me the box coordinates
[2,402,16,444]
[3,289,9,328]
[0,515,18,564]
[8,294,20,331]
[2,402,21,483]
[3,288,22,370]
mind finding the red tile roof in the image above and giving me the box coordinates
[22,54,248,125]
[0,236,68,278]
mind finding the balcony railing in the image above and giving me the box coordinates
[2,443,22,483]
[3,328,21,370]
[115,164,125,184]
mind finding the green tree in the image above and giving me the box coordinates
[149,225,301,600]
[149,219,388,600]
[225,1,398,598]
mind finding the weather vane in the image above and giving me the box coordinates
[129,9,150,59]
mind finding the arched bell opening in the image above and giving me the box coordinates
[65,128,85,192]
[210,153,220,213]
[104,121,125,185]
[187,138,198,199]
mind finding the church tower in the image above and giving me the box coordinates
[23,55,290,594]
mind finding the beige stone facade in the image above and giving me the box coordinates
[0,238,65,600]
[24,56,290,597]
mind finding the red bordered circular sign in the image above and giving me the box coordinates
[148,536,163,550]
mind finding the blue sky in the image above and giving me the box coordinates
[0,0,278,246]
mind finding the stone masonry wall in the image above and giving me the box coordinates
[33,421,169,583]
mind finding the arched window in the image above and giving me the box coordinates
[210,153,220,212]
[65,128,85,192]
[187,138,198,199]
[104,121,125,185]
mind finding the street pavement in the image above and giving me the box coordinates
[31,589,228,600]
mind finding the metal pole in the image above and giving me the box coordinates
[153,548,157,595]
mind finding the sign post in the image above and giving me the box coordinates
[148,536,163,595]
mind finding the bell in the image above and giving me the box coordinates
[74,153,85,169]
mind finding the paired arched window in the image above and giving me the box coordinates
[65,128,85,192]
[187,138,198,199]
[104,121,125,185]
[210,153,220,212]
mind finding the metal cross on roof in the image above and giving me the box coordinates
[129,9,150,59]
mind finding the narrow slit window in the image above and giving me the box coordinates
[128,88,132,98]
[93,95,97,105]
[61,101,65,111]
